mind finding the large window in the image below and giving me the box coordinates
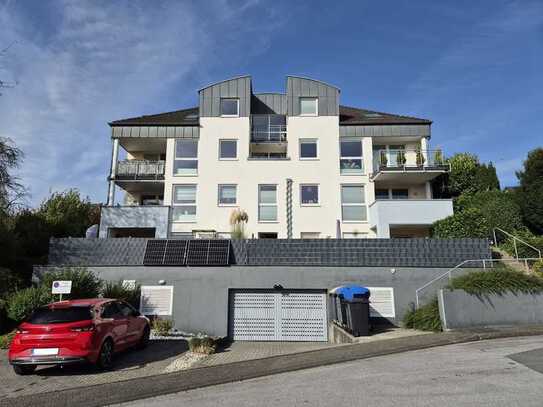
[218,184,237,205]
[174,140,198,175]
[341,185,367,222]
[300,97,318,116]
[300,184,319,205]
[172,185,196,222]
[340,139,363,174]
[375,188,409,200]
[219,139,237,159]
[299,139,318,159]
[258,185,277,222]
[220,98,239,117]
[391,189,409,199]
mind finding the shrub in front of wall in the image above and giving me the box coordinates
[101,281,141,309]
[6,286,53,323]
[188,336,217,354]
[403,298,442,332]
[448,268,543,296]
[533,259,543,275]
[152,318,173,336]
[40,267,102,299]
[431,207,489,238]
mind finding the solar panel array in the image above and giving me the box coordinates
[143,239,230,266]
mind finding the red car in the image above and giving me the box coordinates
[8,298,150,375]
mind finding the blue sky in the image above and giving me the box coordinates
[1,0,542,205]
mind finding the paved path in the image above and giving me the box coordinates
[119,335,543,407]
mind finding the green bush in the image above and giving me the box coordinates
[101,281,141,309]
[449,268,543,296]
[432,207,489,238]
[0,330,16,349]
[188,336,217,354]
[151,318,173,336]
[533,259,543,275]
[40,267,102,299]
[403,298,442,332]
[6,286,53,322]
[499,229,543,259]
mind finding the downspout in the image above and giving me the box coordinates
[286,178,293,239]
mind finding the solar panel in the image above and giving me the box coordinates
[143,240,167,265]
[186,240,210,265]
[163,240,188,265]
[207,240,230,265]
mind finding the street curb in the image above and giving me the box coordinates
[4,326,543,407]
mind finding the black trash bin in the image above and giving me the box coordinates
[331,286,371,337]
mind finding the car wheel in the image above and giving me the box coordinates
[137,326,150,350]
[13,365,37,375]
[97,339,114,370]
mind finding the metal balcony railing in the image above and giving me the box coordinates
[251,125,287,143]
[374,149,449,171]
[115,160,165,180]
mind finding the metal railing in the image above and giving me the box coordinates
[248,152,288,159]
[116,160,165,179]
[415,257,543,308]
[492,227,542,260]
[251,125,287,142]
[374,149,448,170]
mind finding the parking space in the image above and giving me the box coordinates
[1,339,188,399]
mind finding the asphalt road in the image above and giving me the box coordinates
[117,335,543,407]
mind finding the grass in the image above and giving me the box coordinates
[0,330,16,349]
[404,267,543,332]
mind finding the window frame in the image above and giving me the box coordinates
[173,139,198,176]
[258,184,278,223]
[218,184,238,206]
[300,183,320,206]
[340,138,364,175]
[218,139,238,160]
[172,184,197,223]
[299,138,319,160]
[340,184,367,223]
[299,97,318,116]
[391,188,409,200]
[220,98,240,117]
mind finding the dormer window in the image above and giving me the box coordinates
[220,98,239,117]
[300,97,318,116]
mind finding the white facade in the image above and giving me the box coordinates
[100,75,453,239]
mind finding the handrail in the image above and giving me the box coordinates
[492,227,542,260]
[414,257,543,309]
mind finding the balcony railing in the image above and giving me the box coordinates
[115,160,165,180]
[248,152,289,160]
[251,125,287,143]
[374,149,448,171]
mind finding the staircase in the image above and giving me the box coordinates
[493,247,531,273]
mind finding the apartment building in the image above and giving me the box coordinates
[100,75,453,239]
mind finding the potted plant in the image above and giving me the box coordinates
[380,150,388,167]
[396,151,406,167]
[230,209,249,239]
[416,149,425,167]
[433,149,443,165]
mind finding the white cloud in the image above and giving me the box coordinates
[0,0,284,205]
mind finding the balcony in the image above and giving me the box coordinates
[99,205,169,238]
[371,149,449,183]
[249,114,288,160]
[369,199,453,238]
[115,160,165,180]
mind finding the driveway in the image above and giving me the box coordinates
[118,335,543,407]
[1,339,188,399]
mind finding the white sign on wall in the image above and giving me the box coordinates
[140,286,174,316]
[122,280,136,290]
[52,280,72,295]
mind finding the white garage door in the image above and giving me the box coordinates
[231,290,328,342]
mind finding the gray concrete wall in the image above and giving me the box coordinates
[98,206,170,238]
[438,289,543,330]
[37,265,456,337]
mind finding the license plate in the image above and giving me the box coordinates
[32,348,59,356]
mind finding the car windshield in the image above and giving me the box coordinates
[26,306,93,324]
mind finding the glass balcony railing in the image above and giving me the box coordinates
[373,149,448,172]
[115,160,165,180]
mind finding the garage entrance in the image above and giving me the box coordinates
[229,289,328,342]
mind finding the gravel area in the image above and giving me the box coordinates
[163,352,208,373]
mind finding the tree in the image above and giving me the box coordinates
[38,189,95,237]
[0,137,25,212]
[431,207,490,238]
[516,148,543,234]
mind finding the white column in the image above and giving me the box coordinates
[425,182,433,199]
[420,136,429,167]
[107,138,119,206]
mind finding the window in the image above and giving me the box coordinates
[174,139,198,175]
[28,306,92,324]
[301,232,320,239]
[299,139,318,159]
[341,185,367,222]
[300,97,318,116]
[375,189,390,200]
[219,139,237,159]
[102,303,121,319]
[220,98,239,117]
[218,184,237,205]
[342,232,368,239]
[300,184,319,205]
[391,189,409,199]
[340,139,363,174]
[258,185,277,222]
[172,185,197,222]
